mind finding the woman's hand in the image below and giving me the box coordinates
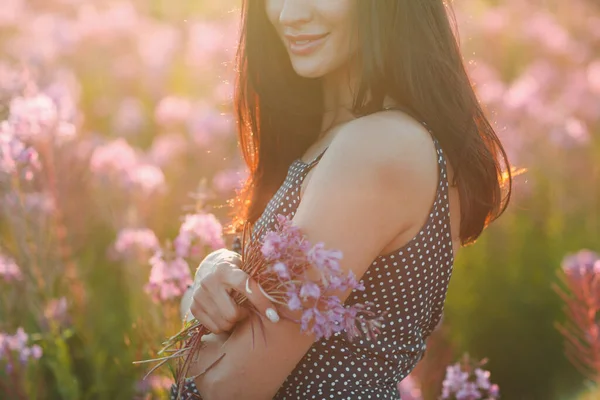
[186,248,280,334]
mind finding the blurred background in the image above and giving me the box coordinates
[0,0,598,399]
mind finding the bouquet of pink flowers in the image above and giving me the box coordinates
[139,214,385,391]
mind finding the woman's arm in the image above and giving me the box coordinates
[193,113,440,399]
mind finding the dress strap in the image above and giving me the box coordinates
[304,146,329,167]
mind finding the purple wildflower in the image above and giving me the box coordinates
[89,138,138,175]
[441,356,499,400]
[474,368,491,390]
[287,291,302,311]
[561,249,600,278]
[456,382,481,400]
[174,213,225,259]
[8,93,58,140]
[259,214,383,342]
[299,281,321,300]
[261,230,285,260]
[154,96,192,127]
[0,327,43,368]
[113,228,159,260]
[145,250,192,302]
[125,163,166,195]
[0,253,22,282]
[272,262,290,280]
[307,242,343,272]
[0,122,41,181]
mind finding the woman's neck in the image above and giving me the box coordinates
[321,65,357,135]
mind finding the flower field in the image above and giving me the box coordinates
[0,0,599,399]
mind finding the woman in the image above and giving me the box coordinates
[173,0,511,398]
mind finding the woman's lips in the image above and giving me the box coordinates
[285,33,330,56]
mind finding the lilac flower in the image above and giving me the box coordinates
[287,291,302,311]
[0,327,42,369]
[113,228,160,260]
[148,133,187,167]
[187,104,234,146]
[154,96,192,127]
[299,281,321,300]
[443,365,470,394]
[173,213,225,259]
[125,163,166,195]
[474,368,491,390]
[0,122,41,181]
[261,231,286,260]
[441,356,499,400]
[0,253,22,282]
[488,384,500,397]
[8,93,58,140]
[89,138,138,176]
[112,97,146,136]
[145,250,192,302]
[272,262,290,280]
[260,214,383,342]
[456,382,481,400]
[212,168,247,194]
[307,242,343,272]
[561,249,600,279]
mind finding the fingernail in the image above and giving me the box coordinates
[266,308,279,323]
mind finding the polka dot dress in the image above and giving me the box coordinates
[170,122,455,399]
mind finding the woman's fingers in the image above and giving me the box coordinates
[190,252,278,335]
[191,280,246,333]
[223,268,280,324]
[190,299,221,333]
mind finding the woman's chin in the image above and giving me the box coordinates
[290,62,328,79]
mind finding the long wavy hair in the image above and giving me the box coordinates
[229,0,512,246]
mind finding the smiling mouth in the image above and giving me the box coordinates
[285,33,330,56]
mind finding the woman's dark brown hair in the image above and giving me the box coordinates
[229,0,512,246]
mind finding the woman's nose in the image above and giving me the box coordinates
[279,0,312,27]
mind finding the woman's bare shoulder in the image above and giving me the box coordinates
[322,110,439,183]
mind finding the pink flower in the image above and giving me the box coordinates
[113,97,146,135]
[30,345,43,359]
[125,164,166,194]
[300,282,321,300]
[272,262,290,280]
[113,228,159,260]
[187,104,234,146]
[145,251,192,302]
[0,327,43,368]
[174,213,225,258]
[261,214,383,342]
[0,122,41,181]
[89,138,138,175]
[0,253,22,282]
[148,133,187,167]
[155,96,192,127]
[9,93,58,140]
[307,242,343,272]
[212,168,247,195]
